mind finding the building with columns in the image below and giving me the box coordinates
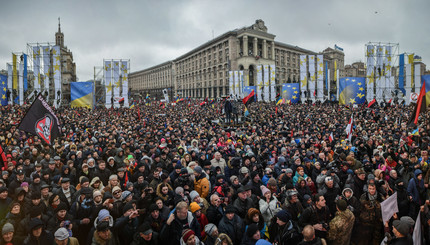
[130,20,344,100]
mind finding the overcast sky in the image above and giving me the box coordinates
[0,0,428,81]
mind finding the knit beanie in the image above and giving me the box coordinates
[246,223,259,237]
[182,229,195,242]
[190,202,201,213]
[2,223,14,235]
[260,185,270,196]
[189,190,200,201]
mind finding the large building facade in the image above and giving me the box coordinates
[130,20,344,100]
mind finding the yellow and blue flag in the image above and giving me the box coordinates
[281,83,300,104]
[244,106,249,117]
[411,128,419,136]
[129,102,135,109]
[339,77,366,105]
[276,98,283,105]
[0,74,7,106]
[71,82,93,109]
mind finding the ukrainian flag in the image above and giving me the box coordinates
[129,102,135,109]
[244,106,249,117]
[276,98,283,105]
[411,128,419,136]
[71,82,93,108]
[339,77,366,105]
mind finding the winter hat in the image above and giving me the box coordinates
[303,194,311,202]
[123,202,134,213]
[98,209,110,222]
[400,216,415,228]
[121,191,132,200]
[260,185,270,196]
[240,167,249,174]
[190,202,201,213]
[80,176,89,185]
[182,229,195,243]
[175,187,184,195]
[109,174,118,181]
[112,186,121,194]
[93,191,102,199]
[267,177,277,186]
[189,190,200,201]
[96,221,110,232]
[2,223,14,235]
[138,222,153,235]
[225,205,236,214]
[285,168,293,174]
[29,218,44,230]
[54,227,69,240]
[55,202,68,213]
[247,208,260,219]
[251,171,259,180]
[230,175,238,183]
[256,239,272,245]
[275,210,291,223]
[246,223,259,237]
[393,220,409,236]
[204,223,216,236]
[193,166,203,174]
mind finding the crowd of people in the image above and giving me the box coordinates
[0,99,429,245]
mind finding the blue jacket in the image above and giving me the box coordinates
[407,169,425,204]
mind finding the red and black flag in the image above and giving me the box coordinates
[367,98,377,108]
[18,93,61,145]
[242,89,255,107]
[408,77,429,126]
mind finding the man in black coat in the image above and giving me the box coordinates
[206,194,225,225]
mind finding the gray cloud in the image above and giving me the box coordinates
[0,0,428,81]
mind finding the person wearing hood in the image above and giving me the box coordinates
[203,223,218,245]
[46,202,76,235]
[193,166,210,199]
[407,169,426,219]
[113,202,140,245]
[394,179,410,217]
[339,187,360,218]
[23,218,54,245]
[70,187,94,242]
[106,156,118,174]
[241,223,261,245]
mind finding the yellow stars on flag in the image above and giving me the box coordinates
[349,98,356,104]
[311,75,316,81]
[346,78,349,81]
[55,56,60,62]
[351,79,356,82]
[292,95,297,100]
[319,62,323,68]
[45,71,50,77]
[44,47,49,53]
[294,90,298,94]
[122,76,127,82]
[318,70,323,76]
[52,49,57,55]
[357,82,362,86]
[1,81,4,85]
[357,93,365,99]
[106,83,113,93]
[359,87,364,91]
[54,64,60,71]
[105,64,111,71]
[1,94,5,100]
[293,87,297,90]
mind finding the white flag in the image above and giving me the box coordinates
[380,192,398,224]
[412,211,422,245]
[345,114,353,141]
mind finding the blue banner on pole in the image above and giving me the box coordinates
[23,54,28,92]
[399,54,405,95]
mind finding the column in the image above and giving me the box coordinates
[271,41,275,60]
[263,40,267,59]
[253,37,258,57]
[243,36,248,56]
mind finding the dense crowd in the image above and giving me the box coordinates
[0,100,429,245]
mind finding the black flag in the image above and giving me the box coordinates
[18,93,61,145]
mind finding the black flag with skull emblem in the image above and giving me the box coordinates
[18,93,61,145]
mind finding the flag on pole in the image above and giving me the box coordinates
[345,114,353,141]
[18,94,61,145]
[244,106,249,117]
[408,75,430,126]
[367,98,377,108]
[242,89,255,107]
[129,102,135,109]
[329,133,334,143]
[413,211,422,245]
[276,97,283,105]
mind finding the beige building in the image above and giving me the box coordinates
[345,62,366,77]
[130,20,344,100]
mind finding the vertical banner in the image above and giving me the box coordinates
[384,46,392,100]
[263,64,269,102]
[52,46,61,107]
[7,64,12,104]
[18,60,24,105]
[408,54,415,89]
[12,54,17,91]
[375,45,383,102]
[405,63,412,105]
[239,70,244,98]
[112,61,120,107]
[366,45,375,100]
[256,65,263,101]
[23,54,28,93]
[0,74,7,106]
[327,67,331,100]
[414,64,421,92]
[104,61,112,107]
[270,64,276,101]
[334,60,339,100]
[120,60,129,107]
[229,71,234,96]
[399,54,405,95]
[234,70,239,98]
[245,74,249,87]
[43,46,51,98]
[300,55,307,102]
[32,46,41,93]
[308,55,316,101]
[316,55,323,101]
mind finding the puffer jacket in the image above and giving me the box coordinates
[194,172,210,199]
